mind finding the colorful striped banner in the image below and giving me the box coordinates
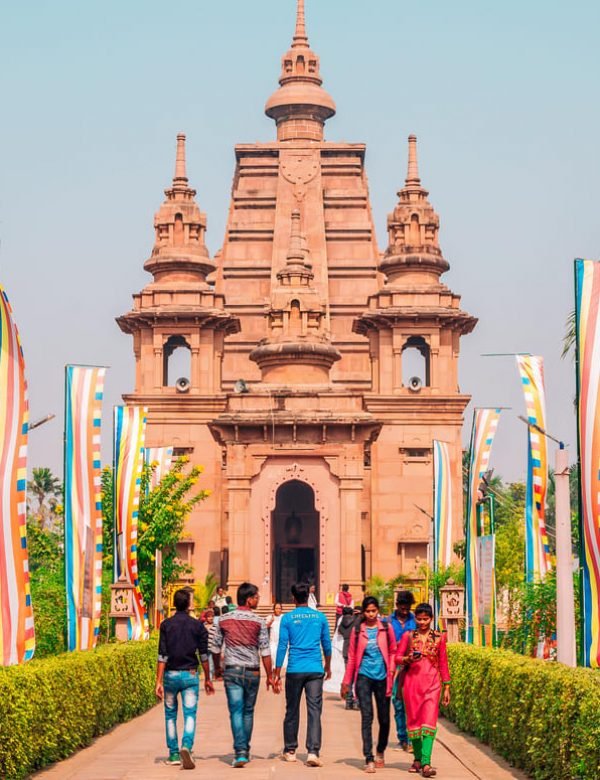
[145,446,173,490]
[465,408,501,645]
[0,286,34,665]
[516,355,552,582]
[114,406,148,640]
[64,366,106,651]
[433,440,453,572]
[574,258,600,667]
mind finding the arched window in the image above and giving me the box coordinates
[402,336,430,387]
[173,213,184,247]
[163,335,191,387]
[289,299,301,335]
[409,214,420,246]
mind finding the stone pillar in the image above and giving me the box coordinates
[339,476,364,596]
[225,444,252,589]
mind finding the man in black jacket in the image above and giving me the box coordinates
[156,589,214,768]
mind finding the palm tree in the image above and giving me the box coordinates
[28,467,62,530]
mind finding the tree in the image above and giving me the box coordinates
[27,517,66,657]
[101,457,209,627]
[27,467,62,531]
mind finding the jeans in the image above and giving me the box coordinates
[163,670,199,754]
[283,672,324,756]
[223,666,260,757]
[355,674,390,762]
[392,676,408,743]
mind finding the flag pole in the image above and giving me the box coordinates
[573,259,586,666]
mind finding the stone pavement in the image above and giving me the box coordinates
[36,681,527,780]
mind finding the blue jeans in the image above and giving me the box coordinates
[392,677,408,744]
[223,666,260,757]
[163,669,200,754]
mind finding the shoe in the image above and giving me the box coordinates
[306,754,323,767]
[392,742,408,752]
[281,751,297,762]
[232,755,249,768]
[180,747,195,770]
[374,754,384,769]
[365,761,376,774]
[345,700,353,710]
[352,699,360,709]
[164,752,181,766]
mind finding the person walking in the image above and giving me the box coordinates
[388,590,417,749]
[155,588,215,769]
[214,582,275,768]
[341,596,396,773]
[335,583,354,627]
[214,585,228,611]
[273,582,332,767]
[395,603,451,778]
[337,605,359,709]
[204,609,223,680]
[266,602,286,667]
[307,584,318,610]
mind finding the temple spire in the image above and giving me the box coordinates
[171,133,190,193]
[406,134,421,187]
[292,0,308,47]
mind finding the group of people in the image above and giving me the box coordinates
[156,583,450,777]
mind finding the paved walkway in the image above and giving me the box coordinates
[36,682,527,780]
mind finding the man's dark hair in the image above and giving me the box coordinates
[341,583,349,592]
[237,582,258,606]
[217,585,225,592]
[414,602,433,618]
[396,590,415,606]
[342,605,353,615]
[174,589,191,612]
[226,595,233,604]
[213,606,221,617]
[291,582,310,604]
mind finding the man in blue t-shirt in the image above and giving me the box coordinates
[388,590,417,750]
[273,582,332,767]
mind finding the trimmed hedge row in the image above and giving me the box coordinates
[444,644,600,780]
[0,640,157,780]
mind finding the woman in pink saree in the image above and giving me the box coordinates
[395,603,450,778]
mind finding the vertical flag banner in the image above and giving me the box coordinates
[64,365,106,651]
[516,355,552,582]
[433,440,453,571]
[465,408,501,645]
[0,286,34,665]
[574,258,600,667]
[114,405,148,640]
[145,446,173,489]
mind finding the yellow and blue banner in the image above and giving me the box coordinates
[574,258,600,667]
[64,365,106,651]
[0,286,34,665]
[114,405,148,640]
[465,408,501,645]
[516,355,552,582]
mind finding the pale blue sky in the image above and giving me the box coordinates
[1,0,599,482]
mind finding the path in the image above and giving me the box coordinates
[36,682,527,780]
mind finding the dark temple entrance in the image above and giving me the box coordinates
[272,480,319,603]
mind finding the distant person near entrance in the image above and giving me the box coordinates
[388,590,417,750]
[155,588,215,769]
[214,582,275,768]
[274,582,332,767]
[335,583,354,626]
[214,585,228,611]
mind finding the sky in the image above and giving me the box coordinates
[1,0,599,483]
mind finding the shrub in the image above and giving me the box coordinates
[0,640,157,779]
[445,644,600,780]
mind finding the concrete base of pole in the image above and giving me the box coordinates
[555,447,576,666]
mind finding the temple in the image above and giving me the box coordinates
[118,0,476,603]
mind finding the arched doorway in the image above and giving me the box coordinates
[272,480,319,603]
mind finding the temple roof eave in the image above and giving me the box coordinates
[352,307,478,336]
[116,309,241,335]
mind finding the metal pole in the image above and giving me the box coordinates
[555,445,576,666]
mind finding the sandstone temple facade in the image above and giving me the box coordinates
[118,0,477,603]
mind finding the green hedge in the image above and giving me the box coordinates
[445,644,600,780]
[0,640,157,780]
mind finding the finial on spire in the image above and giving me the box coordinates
[173,133,188,187]
[406,134,420,186]
[292,0,308,47]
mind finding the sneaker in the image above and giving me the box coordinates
[232,755,249,768]
[374,754,385,769]
[306,754,323,767]
[164,752,181,766]
[365,761,376,774]
[180,747,195,770]
[281,751,297,762]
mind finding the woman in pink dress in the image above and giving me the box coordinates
[395,603,450,778]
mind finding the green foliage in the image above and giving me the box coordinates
[420,562,465,601]
[364,574,410,614]
[26,519,66,657]
[27,466,62,531]
[194,572,218,611]
[445,644,600,780]
[0,639,157,780]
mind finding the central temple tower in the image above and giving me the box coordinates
[119,0,476,602]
